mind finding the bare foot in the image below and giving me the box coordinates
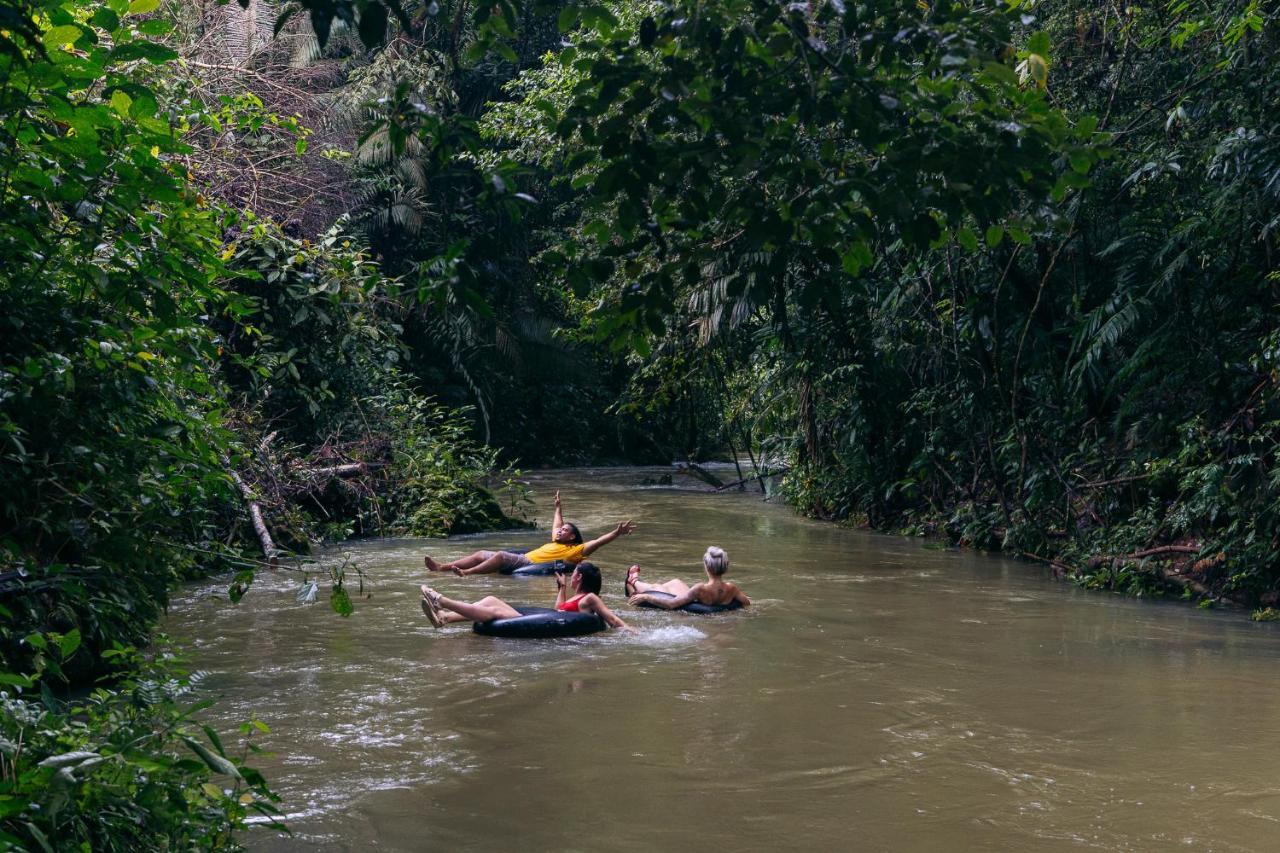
[419,585,444,628]
[424,555,445,572]
[624,564,641,597]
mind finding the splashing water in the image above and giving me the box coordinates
[630,625,707,646]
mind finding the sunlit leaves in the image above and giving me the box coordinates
[1016,30,1051,90]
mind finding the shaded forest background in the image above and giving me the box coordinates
[1,0,1278,848]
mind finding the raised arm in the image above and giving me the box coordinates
[552,490,563,532]
[582,520,636,556]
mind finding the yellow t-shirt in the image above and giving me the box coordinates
[525,542,586,564]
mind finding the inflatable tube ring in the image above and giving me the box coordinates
[633,590,743,614]
[473,606,605,639]
[507,560,570,577]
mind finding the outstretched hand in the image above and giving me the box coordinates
[553,490,562,508]
[616,520,636,536]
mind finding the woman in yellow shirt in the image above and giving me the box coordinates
[424,491,636,576]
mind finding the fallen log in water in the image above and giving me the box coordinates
[714,468,790,492]
[226,463,279,568]
[675,462,726,489]
[1085,543,1239,604]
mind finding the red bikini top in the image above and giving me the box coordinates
[558,593,586,612]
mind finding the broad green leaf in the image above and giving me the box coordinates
[1026,31,1051,58]
[184,738,242,778]
[43,25,83,47]
[56,629,81,659]
[110,90,132,116]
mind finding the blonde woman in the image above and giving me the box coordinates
[626,546,750,612]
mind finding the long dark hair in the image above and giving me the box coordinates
[574,562,601,594]
[563,522,583,544]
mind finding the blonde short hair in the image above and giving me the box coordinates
[703,546,729,576]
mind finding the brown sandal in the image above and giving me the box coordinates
[624,565,641,597]
[419,585,445,628]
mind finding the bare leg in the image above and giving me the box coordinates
[438,592,522,622]
[447,553,492,571]
[425,551,493,572]
[626,565,690,597]
[421,586,522,626]
[634,578,691,596]
[454,552,517,576]
[424,548,494,568]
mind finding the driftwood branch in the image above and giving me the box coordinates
[1143,565,1218,600]
[1075,474,1151,490]
[714,468,790,492]
[300,461,384,479]
[676,463,726,489]
[1084,542,1235,603]
[227,464,279,567]
[1022,552,1072,578]
[1028,543,1210,589]
[1097,545,1202,562]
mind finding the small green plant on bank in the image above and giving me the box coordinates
[497,470,534,521]
[1251,608,1280,623]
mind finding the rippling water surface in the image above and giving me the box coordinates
[166,467,1280,851]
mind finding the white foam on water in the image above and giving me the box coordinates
[631,625,706,646]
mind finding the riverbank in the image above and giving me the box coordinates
[781,461,1280,622]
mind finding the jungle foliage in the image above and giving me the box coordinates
[330,0,1280,604]
[0,1,519,847]
[758,0,1280,607]
[452,0,1279,607]
[4,0,1280,846]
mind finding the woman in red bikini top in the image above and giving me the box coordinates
[419,561,633,632]
[554,563,630,630]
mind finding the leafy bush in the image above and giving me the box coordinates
[366,380,526,537]
[0,643,281,852]
[0,0,243,673]
[217,219,401,446]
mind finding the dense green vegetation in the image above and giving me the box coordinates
[2,0,1277,847]
[353,0,1280,607]
[0,0,520,847]
[481,0,1279,609]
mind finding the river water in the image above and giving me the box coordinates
[167,467,1280,851]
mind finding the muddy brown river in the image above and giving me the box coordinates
[167,467,1280,851]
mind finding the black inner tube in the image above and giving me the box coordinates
[506,560,569,577]
[631,589,743,614]
[472,606,605,639]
